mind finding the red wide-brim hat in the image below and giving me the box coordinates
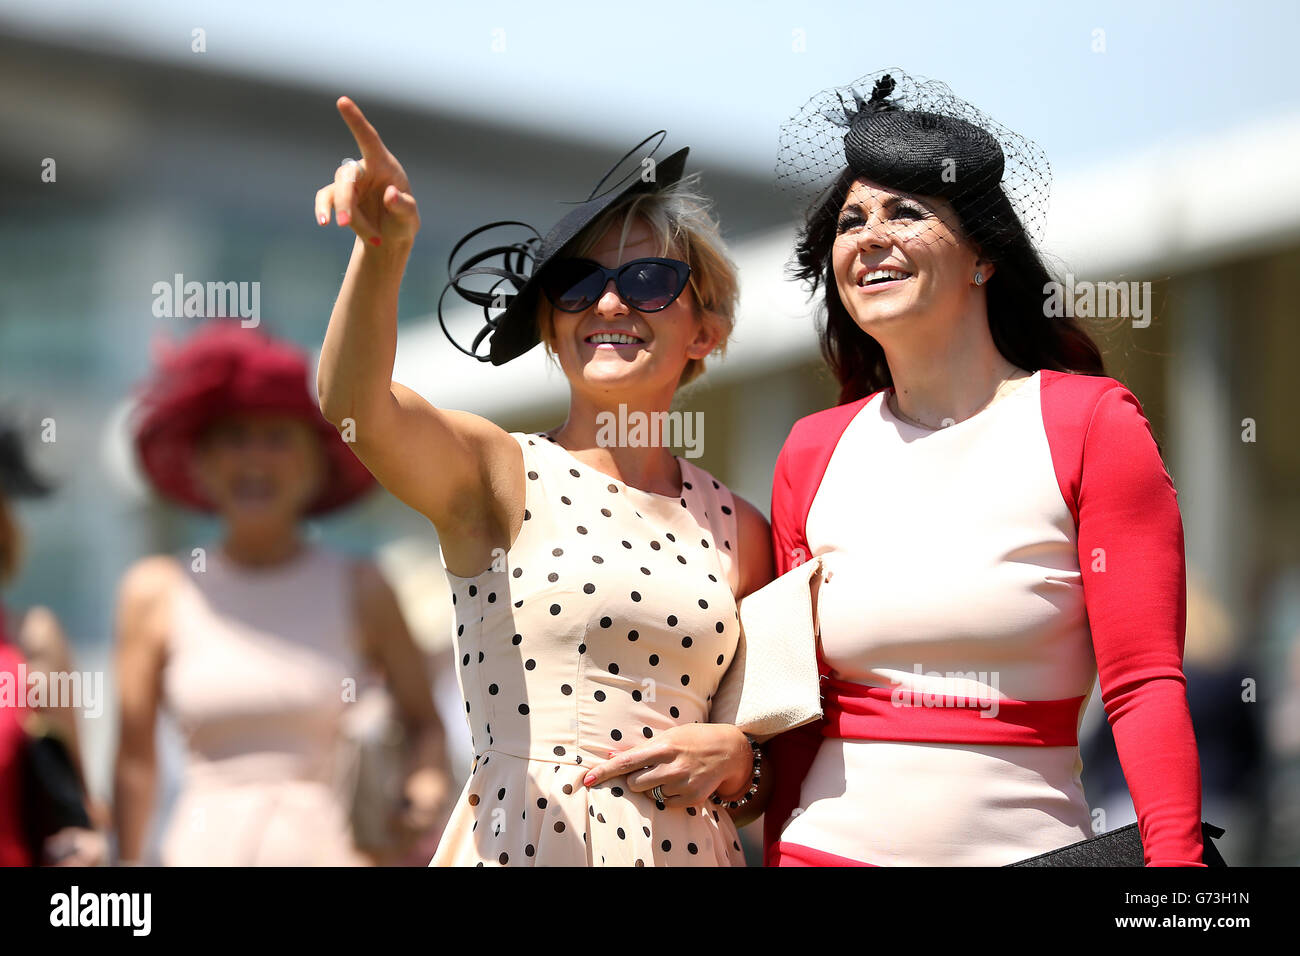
[131,320,374,516]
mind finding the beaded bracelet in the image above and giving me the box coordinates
[711,735,762,809]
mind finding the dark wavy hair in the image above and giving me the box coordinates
[793,168,1105,405]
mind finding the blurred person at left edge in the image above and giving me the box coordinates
[112,320,451,865]
[0,414,105,866]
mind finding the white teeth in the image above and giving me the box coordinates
[588,332,641,345]
[859,268,911,286]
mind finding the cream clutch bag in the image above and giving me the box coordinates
[710,555,824,741]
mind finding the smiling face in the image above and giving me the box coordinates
[191,413,323,524]
[831,177,990,338]
[543,215,718,398]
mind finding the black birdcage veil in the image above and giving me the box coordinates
[776,69,1051,256]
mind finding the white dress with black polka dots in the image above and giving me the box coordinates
[430,432,747,866]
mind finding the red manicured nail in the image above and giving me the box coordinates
[370,236,382,246]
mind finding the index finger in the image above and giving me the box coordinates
[336,95,386,161]
[582,741,671,788]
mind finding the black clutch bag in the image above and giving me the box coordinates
[20,722,92,864]
[1009,821,1227,866]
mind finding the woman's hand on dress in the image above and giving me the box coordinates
[314,96,420,247]
[580,723,751,808]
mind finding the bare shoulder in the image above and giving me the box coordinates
[436,406,512,443]
[435,409,527,560]
[442,408,524,479]
[118,554,185,605]
[730,492,775,598]
[386,388,521,475]
[731,493,771,538]
[115,555,184,650]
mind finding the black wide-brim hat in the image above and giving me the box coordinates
[0,415,54,499]
[439,132,690,366]
[131,321,375,516]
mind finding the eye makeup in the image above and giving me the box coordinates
[835,196,932,234]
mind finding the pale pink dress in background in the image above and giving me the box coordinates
[158,544,369,866]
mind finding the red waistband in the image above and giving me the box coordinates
[768,840,876,867]
[822,677,1084,747]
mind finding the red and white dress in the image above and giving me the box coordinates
[764,370,1205,866]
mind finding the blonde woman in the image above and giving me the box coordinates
[316,99,774,866]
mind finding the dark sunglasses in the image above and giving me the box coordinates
[541,257,691,314]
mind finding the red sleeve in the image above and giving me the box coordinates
[770,435,809,577]
[760,398,874,862]
[767,395,875,573]
[1069,382,1205,866]
[0,636,33,867]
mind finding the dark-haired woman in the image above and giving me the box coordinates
[764,72,1205,867]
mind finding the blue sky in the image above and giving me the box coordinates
[4,0,1298,177]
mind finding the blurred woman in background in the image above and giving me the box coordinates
[0,415,104,866]
[112,321,451,866]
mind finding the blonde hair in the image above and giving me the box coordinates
[535,172,739,387]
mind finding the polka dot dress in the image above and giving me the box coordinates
[430,433,747,867]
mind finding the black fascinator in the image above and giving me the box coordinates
[438,132,690,365]
[777,68,1050,245]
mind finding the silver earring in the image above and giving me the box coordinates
[974,272,984,286]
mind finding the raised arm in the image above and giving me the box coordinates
[314,96,523,576]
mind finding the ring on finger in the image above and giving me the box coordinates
[340,157,364,182]
[652,785,666,803]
